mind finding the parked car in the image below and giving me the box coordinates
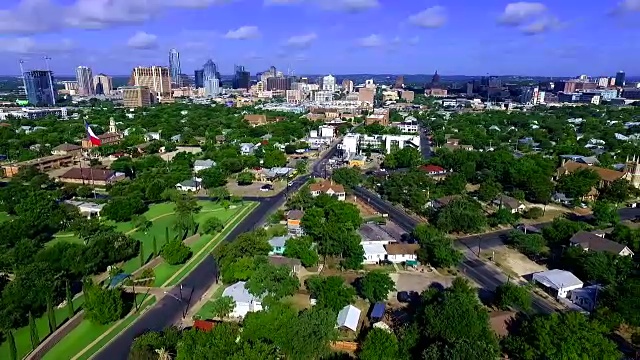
[260,184,273,192]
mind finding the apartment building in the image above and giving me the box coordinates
[128,66,172,102]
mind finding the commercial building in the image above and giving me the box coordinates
[194,69,204,89]
[122,86,152,107]
[128,66,172,102]
[358,88,375,106]
[204,78,221,97]
[553,80,578,94]
[233,65,250,89]
[615,71,626,87]
[93,74,113,95]
[365,108,389,126]
[598,77,611,88]
[313,90,333,102]
[286,89,304,103]
[58,168,123,186]
[623,87,640,100]
[203,59,220,82]
[401,90,415,102]
[0,107,68,120]
[342,79,354,93]
[266,77,291,91]
[75,66,94,96]
[322,74,336,92]
[394,75,404,89]
[23,70,57,106]
[2,154,73,178]
[169,48,181,86]
[339,133,421,155]
[62,81,78,92]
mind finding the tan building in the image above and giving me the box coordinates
[58,168,124,186]
[51,143,82,157]
[2,154,73,178]
[128,66,172,102]
[365,108,389,126]
[244,114,267,126]
[93,73,113,95]
[425,88,448,97]
[358,88,375,105]
[342,79,354,93]
[122,86,152,108]
[286,89,304,104]
[81,132,123,149]
[401,90,415,102]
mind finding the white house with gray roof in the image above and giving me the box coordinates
[221,281,263,319]
[193,159,216,173]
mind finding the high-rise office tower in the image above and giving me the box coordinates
[203,59,220,82]
[341,79,354,93]
[394,75,405,89]
[232,65,250,89]
[266,77,292,91]
[204,78,220,96]
[75,66,94,96]
[23,70,57,106]
[128,66,172,101]
[169,49,181,86]
[615,71,626,87]
[93,73,113,95]
[322,74,336,92]
[122,86,152,107]
[194,69,204,88]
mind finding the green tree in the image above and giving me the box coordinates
[592,201,620,227]
[206,296,236,319]
[505,231,547,257]
[477,180,502,202]
[161,239,192,265]
[201,217,225,235]
[413,224,462,268]
[436,197,487,234]
[29,311,39,350]
[139,245,145,267]
[542,218,589,247]
[332,167,362,188]
[208,186,230,202]
[282,236,319,267]
[133,215,152,233]
[522,207,543,219]
[200,168,227,189]
[176,323,241,360]
[282,308,337,360]
[246,263,300,302]
[557,169,600,199]
[503,312,621,360]
[172,193,202,236]
[489,208,517,227]
[46,297,57,333]
[494,282,532,311]
[65,280,74,318]
[8,331,17,360]
[84,283,125,325]
[360,328,399,360]
[358,270,396,303]
[305,275,356,312]
[236,171,254,186]
[440,173,467,196]
[102,195,147,222]
[599,179,633,203]
[384,147,422,169]
[263,148,287,168]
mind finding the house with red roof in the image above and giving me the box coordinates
[419,164,449,181]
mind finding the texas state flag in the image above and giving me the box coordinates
[85,121,101,146]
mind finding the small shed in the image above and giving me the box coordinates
[336,305,361,332]
[369,302,385,321]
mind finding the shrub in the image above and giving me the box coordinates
[161,239,192,265]
[522,207,544,219]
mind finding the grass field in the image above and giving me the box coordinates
[42,294,151,360]
[194,286,226,320]
[0,296,85,360]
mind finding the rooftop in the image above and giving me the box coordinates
[59,168,116,182]
[221,281,261,304]
[569,231,631,255]
[532,269,583,290]
[336,304,361,332]
[384,243,420,255]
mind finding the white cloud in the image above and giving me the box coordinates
[0,0,234,34]
[265,0,379,12]
[521,16,561,35]
[127,31,158,49]
[285,32,318,47]
[224,26,261,40]
[408,6,447,28]
[357,34,383,47]
[499,2,547,25]
[614,0,640,13]
[0,37,75,54]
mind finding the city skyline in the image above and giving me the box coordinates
[0,0,639,76]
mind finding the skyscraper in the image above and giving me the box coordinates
[203,59,220,82]
[194,69,204,88]
[75,66,94,96]
[169,49,181,86]
[204,78,220,97]
[615,71,626,87]
[129,66,172,102]
[322,75,336,92]
[23,70,57,106]
[232,65,250,89]
[93,73,112,95]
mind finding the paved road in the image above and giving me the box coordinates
[93,143,339,360]
[352,185,640,315]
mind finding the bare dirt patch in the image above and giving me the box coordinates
[482,246,547,278]
[349,196,380,217]
[226,180,286,197]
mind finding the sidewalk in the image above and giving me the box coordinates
[179,280,223,327]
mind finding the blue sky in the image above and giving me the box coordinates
[0,0,639,77]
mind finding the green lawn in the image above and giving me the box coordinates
[194,286,226,320]
[42,294,151,360]
[46,234,84,247]
[0,296,85,360]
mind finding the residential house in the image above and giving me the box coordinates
[170,134,182,143]
[359,223,395,243]
[442,138,474,151]
[568,285,603,312]
[51,143,82,157]
[361,241,388,264]
[256,167,294,182]
[427,195,460,209]
[493,195,526,213]
[286,209,304,236]
[268,255,302,275]
[532,269,583,299]
[64,200,105,219]
[309,179,346,201]
[194,159,216,173]
[268,235,291,255]
[336,305,361,332]
[58,168,123,186]
[240,143,258,156]
[384,243,420,264]
[419,164,448,181]
[569,231,634,256]
[244,114,267,126]
[215,135,225,144]
[145,132,161,141]
[559,155,599,166]
[221,281,263,319]
[552,192,573,205]
[175,178,201,192]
